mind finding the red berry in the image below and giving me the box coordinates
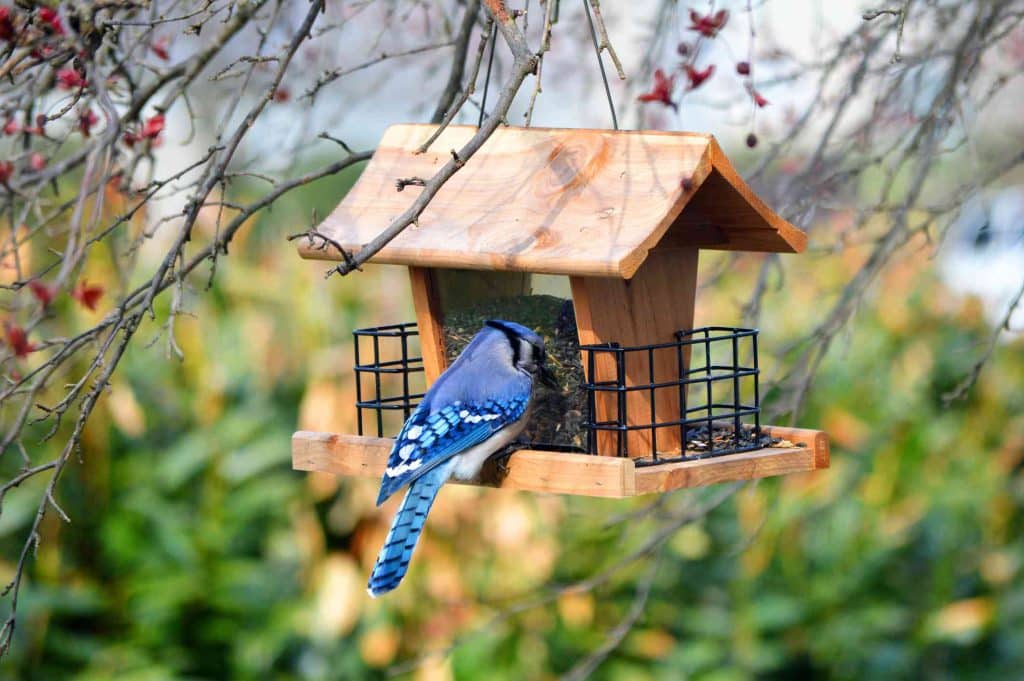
[78,109,98,137]
[0,7,15,43]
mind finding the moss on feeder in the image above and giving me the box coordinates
[442,295,588,450]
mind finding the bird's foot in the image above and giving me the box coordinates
[495,441,528,477]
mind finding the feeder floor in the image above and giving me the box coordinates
[292,425,829,498]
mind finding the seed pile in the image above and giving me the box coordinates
[679,423,782,457]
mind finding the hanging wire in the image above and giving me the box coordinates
[478,21,498,128]
[583,0,618,130]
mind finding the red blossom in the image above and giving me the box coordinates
[637,68,677,111]
[57,68,87,90]
[273,88,290,103]
[745,82,769,107]
[151,37,170,61]
[29,153,45,171]
[4,322,36,359]
[38,7,64,35]
[71,280,104,311]
[736,61,751,75]
[141,113,165,140]
[78,109,98,137]
[28,280,54,306]
[123,131,138,148]
[688,9,728,37]
[0,7,15,42]
[0,161,12,184]
[684,64,715,89]
[2,119,17,136]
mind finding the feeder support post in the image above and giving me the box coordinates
[571,247,700,457]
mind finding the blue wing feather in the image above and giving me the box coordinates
[375,395,529,506]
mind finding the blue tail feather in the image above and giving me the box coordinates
[367,460,454,597]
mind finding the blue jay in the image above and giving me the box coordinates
[367,320,557,597]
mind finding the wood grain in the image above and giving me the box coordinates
[759,424,830,470]
[408,267,448,384]
[292,431,635,498]
[704,139,809,253]
[292,426,829,497]
[632,445,824,495]
[570,248,699,458]
[299,125,806,278]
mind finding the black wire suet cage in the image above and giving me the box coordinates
[351,322,763,464]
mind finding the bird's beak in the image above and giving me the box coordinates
[539,364,559,389]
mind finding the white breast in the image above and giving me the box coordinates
[450,417,528,481]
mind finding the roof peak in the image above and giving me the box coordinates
[301,124,806,278]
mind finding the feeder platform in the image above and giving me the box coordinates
[292,424,828,499]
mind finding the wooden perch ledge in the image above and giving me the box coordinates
[292,425,829,498]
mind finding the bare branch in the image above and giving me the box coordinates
[431,0,483,123]
[587,0,626,80]
[326,1,539,277]
[943,276,1024,404]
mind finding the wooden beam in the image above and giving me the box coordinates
[292,426,829,498]
[292,431,635,498]
[633,446,824,495]
[758,424,831,470]
[570,248,699,458]
[408,266,448,385]
[633,424,829,494]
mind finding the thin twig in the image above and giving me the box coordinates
[586,0,626,79]
[943,276,1024,404]
[560,551,663,681]
[327,0,539,277]
[431,0,482,123]
[418,17,495,153]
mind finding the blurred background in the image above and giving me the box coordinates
[1,1,1023,679]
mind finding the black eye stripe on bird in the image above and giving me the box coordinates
[367,320,554,597]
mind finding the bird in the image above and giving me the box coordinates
[367,319,558,597]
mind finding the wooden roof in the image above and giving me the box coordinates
[300,124,807,278]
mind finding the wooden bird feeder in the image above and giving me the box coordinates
[292,124,829,498]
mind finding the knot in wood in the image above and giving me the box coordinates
[541,134,610,196]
